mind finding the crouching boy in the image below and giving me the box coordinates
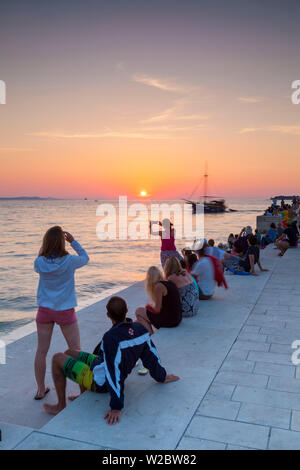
[44,296,179,424]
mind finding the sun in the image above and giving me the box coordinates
[140,190,147,197]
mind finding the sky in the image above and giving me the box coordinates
[0,0,300,199]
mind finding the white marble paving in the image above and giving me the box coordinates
[3,246,300,449]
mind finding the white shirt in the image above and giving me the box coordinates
[205,246,225,260]
[191,257,215,296]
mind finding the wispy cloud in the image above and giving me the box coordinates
[267,125,300,135]
[132,74,192,93]
[141,124,208,132]
[239,127,261,134]
[28,130,172,140]
[0,147,35,152]
[141,97,210,124]
[238,97,263,103]
[28,122,208,140]
[142,106,210,123]
[239,125,300,135]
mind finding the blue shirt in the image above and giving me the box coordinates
[267,229,277,243]
[34,240,89,310]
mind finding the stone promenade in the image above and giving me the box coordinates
[1,246,300,450]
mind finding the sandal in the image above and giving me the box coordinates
[34,387,50,400]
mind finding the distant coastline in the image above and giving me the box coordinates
[0,196,60,200]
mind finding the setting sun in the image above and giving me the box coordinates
[140,190,147,197]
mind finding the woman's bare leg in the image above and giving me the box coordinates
[34,322,54,398]
[135,307,154,335]
[60,322,81,350]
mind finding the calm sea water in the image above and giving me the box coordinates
[0,198,268,334]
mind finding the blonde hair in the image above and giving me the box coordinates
[145,266,163,302]
[164,256,186,278]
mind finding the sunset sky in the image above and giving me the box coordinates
[1,0,300,199]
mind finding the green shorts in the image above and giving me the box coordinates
[63,351,107,393]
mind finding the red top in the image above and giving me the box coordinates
[161,230,176,251]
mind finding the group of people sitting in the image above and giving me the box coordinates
[257,221,299,255]
[226,217,300,273]
[264,197,300,220]
[33,215,299,425]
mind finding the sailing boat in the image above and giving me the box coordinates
[183,164,226,214]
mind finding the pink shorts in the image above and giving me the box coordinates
[36,306,77,326]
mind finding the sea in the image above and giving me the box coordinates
[0,197,268,334]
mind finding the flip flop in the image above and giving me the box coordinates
[137,367,149,376]
[34,387,50,400]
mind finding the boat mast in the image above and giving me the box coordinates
[204,161,208,204]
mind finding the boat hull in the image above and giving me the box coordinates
[190,202,226,214]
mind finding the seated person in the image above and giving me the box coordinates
[223,252,244,272]
[44,296,179,425]
[240,235,268,275]
[292,221,300,238]
[231,239,244,256]
[191,239,215,300]
[240,226,253,237]
[186,253,198,273]
[164,256,200,317]
[205,239,226,260]
[233,227,252,255]
[275,222,298,256]
[179,259,187,269]
[181,248,193,269]
[261,223,277,248]
[277,223,285,238]
[135,266,182,335]
[254,229,262,245]
[227,233,235,249]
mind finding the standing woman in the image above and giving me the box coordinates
[135,266,182,335]
[34,226,89,399]
[149,218,183,268]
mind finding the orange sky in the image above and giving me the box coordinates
[1,1,300,199]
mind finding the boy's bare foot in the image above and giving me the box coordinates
[164,374,180,383]
[68,394,80,401]
[43,403,65,415]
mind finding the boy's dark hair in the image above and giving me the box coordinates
[106,296,127,323]
[248,234,258,246]
[270,223,276,229]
